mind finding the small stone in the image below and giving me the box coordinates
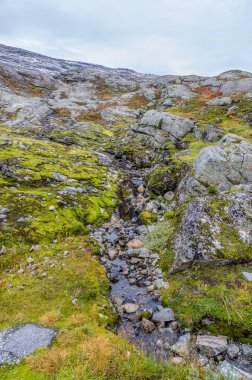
[18,285,26,290]
[123,303,139,314]
[171,357,183,365]
[141,318,156,333]
[241,344,252,356]
[146,285,154,292]
[171,333,191,357]
[170,321,179,331]
[41,272,47,277]
[49,205,56,211]
[7,284,14,289]
[128,278,136,285]
[227,344,240,359]
[17,268,24,274]
[27,257,34,264]
[242,272,252,282]
[138,184,145,194]
[164,191,175,201]
[31,271,38,276]
[127,239,144,249]
[71,298,78,305]
[0,245,6,254]
[107,249,118,261]
[30,245,41,252]
[63,251,69,256]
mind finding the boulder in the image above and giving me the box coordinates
[206,97,232,106]
[171,192,252,271]
[139,110,194,140]
[194,134,252,192]
[196,335,228,357]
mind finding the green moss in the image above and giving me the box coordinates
[208,184,216,194]
[138,210,157,225]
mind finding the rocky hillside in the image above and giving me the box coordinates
[0,43,252,379]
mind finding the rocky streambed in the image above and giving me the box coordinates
[92,156,252,379]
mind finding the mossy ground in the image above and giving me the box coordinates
[162,264,252,344]
[0,127,221,380]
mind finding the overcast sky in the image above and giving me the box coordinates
[0,0,251,75]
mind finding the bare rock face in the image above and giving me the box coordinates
[194,134,252,192]
[171,192,252,272]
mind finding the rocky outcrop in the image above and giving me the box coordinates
[139,110,194,141]
[171,192,252,272]
[194,134,252,192]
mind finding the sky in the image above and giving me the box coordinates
[0,0,251,75]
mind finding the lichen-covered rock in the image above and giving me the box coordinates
[139,110,194,140]
[194,134,252,192]
[194,124,224,142]
[171,192,252,272]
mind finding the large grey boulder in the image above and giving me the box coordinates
[139,110,194,140]
[220,360,252,380]
[194,134,252,192]
[206,97,232,106]
[171,192,252,271]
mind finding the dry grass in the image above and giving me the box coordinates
[39,311,60,327]
[28,348,70,375]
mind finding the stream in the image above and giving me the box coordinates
[92,153,252,378]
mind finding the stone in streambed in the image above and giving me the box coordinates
[123,303,139,314]
[152,308,175,323]
[141,318,156,333]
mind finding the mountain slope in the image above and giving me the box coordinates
[0,44,252,380]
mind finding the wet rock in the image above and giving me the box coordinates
[123,303,139,314]
[141,318,156,333]
[196,335,228,357]
[152,308,175,323]
[170,333,191,357]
